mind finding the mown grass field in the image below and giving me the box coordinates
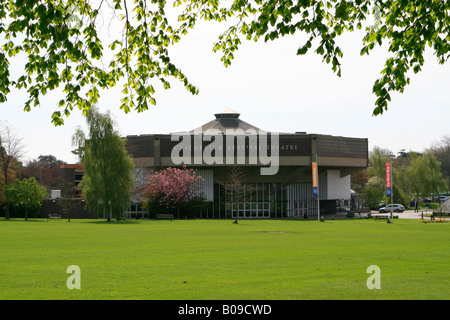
[0,218,448,300]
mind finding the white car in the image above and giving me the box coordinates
[379,204,405,213]
[439,196,448,202]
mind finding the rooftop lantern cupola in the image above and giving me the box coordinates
[214,107,240,119]
[188,108,261,133]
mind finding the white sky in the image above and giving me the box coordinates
[2,9,449,164]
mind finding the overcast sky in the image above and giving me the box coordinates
[2,11,449,164]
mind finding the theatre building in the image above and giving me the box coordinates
[125,108,368,219]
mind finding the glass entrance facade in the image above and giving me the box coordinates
[229,183,271,219]
[211,182,319,219]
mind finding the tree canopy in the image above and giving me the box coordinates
[429,135,450,193]
[405,151,447,199]
[363,146,448,208]
[142,166,204,218]
[24,155,66,191]
[1,1,449,124]
[4,177,48,220]
[0,121,23,187]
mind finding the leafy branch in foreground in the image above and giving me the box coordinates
[0,1,449,124]
[0,0,197,125]
[179,0,450,116]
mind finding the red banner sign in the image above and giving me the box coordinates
[386,162,391,188]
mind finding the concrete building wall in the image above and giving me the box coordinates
[326,170,351,200]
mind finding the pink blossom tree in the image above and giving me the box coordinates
[142,166,204,218]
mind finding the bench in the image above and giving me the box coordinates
[156,214,174,220]
[374,215,389,220]
[48,214,62,220]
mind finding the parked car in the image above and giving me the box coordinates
[377,203,386,209]
[379,204,405,213]
[439,196,448,202]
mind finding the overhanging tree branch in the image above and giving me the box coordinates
[1,0,449,124]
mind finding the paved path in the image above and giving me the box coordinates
[314,210,448,220]
[371,210,448,220]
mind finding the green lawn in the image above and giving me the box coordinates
[0,218,448,300]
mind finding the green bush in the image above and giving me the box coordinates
[419,203,440,210]
[144,194,211,219]
[4,205,41,218]
[184,196,211,219]
[144,196,174,218]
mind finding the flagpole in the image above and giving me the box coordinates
[317,154,320,221]
[390,156,394,223]
[312,154,320,221]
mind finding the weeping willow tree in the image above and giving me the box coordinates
[72,107,135,221]
[405,152,447,204]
